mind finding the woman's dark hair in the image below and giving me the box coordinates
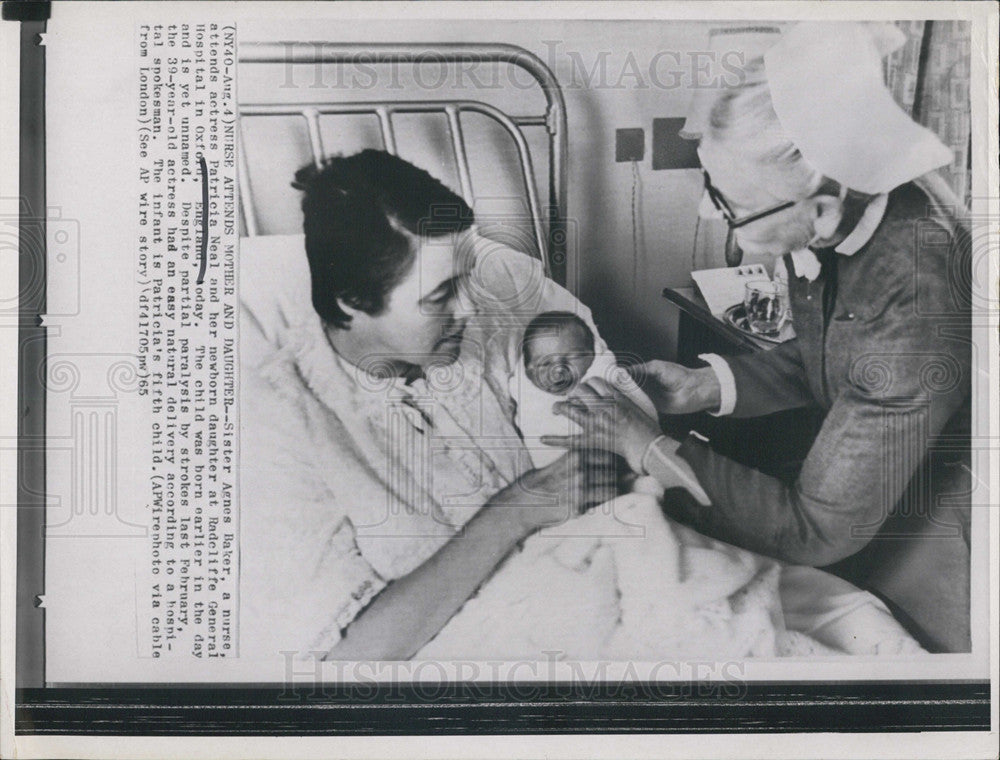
[293,149,474,328]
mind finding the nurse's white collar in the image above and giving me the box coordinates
[834,192,889,256]
[788,192,888,282]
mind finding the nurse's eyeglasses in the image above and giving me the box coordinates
[702,169,797,229]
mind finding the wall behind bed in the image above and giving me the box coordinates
[239,19,720,361]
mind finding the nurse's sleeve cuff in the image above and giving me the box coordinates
[698,353,737,416]
[642,436,711,506]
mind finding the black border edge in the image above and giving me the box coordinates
[13,682,991,735]
[12,9,47,688]
[2,1,50,22]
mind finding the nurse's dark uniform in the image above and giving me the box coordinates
[667,181,972,652]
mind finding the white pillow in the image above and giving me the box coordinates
[239,234,314,349]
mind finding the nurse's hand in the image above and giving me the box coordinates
[543,377,663,475]
[627,360,722,415]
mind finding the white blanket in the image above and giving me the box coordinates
[418,478,924,661]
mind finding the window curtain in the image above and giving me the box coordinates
[885,20,972,206]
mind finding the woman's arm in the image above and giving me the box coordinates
[327,496,531,661]
[327,449,617,661]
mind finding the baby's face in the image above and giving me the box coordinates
[523,330,595,395]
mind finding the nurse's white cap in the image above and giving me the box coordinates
[764,22,953,194]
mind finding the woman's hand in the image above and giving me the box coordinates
[491,447,619,533]
[542,376,664,474]
[627,360,722,415]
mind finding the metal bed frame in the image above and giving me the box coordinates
[237,42,569,285]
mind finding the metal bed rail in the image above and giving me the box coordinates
[238,42,568,284]
[238,101,547,271]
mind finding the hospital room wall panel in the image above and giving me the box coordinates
[240,19,717,361]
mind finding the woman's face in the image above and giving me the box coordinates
[347,233,474,369]
[698,139,819,260]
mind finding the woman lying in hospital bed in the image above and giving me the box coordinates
[240,232,921,663]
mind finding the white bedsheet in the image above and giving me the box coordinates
[417,478,924,661]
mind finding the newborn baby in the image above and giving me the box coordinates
[520,310,598,397]
[511,311,597,468]
[510,310,657,468]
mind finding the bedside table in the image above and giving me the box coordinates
[662,285,777,360]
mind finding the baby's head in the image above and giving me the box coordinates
[521,311,596,395]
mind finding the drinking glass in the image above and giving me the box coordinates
[743,280,788,336]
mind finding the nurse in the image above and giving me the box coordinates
[546,22,972,652]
